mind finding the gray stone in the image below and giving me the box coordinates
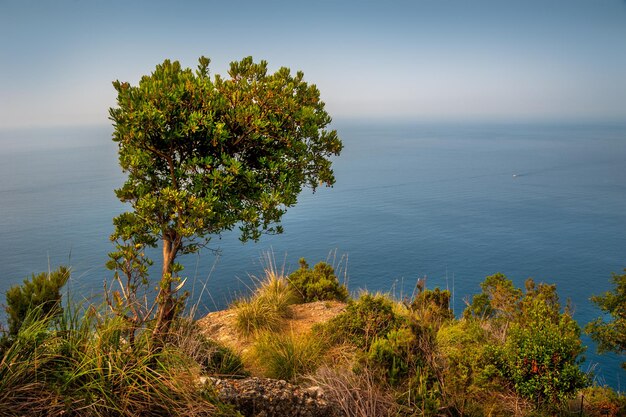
[207,377,341,417]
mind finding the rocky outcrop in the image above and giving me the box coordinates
[205,377,341,417]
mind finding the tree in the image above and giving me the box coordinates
[586,270,626,369]
[108,57,342,340]
[463,272,523,342]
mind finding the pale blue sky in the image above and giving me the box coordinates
[1,0,626,127]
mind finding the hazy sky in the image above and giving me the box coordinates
[2,0,626,128]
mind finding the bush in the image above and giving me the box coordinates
[198,338,248,377]
[319,292,405,350]
[409,285,453,328]
[250,330,326,381]
[399,368,444,416]
[481,278,588,410]
[288,258,348,303]
[368,326,420,385]
[256,271,299,317]
[5,266,70,337]
[437,319,496,415]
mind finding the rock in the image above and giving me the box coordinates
[206,377,341,417]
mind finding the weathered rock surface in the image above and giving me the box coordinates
[205,377,341,417]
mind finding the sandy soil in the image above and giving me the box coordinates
[197,300,346,355]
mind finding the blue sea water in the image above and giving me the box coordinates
[0,121,625,388]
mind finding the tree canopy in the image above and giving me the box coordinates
[586,270,626,369]
[108,56,342,338]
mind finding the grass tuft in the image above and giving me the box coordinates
[233,259,298,336]
[250,330,326,381]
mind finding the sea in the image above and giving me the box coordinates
[0,121,625,389]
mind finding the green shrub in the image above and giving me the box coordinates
[481,278,588,410]
[437,319,496,415]
[288,258,348,303]
[368,326,420,385]
[586,269,626,370]
[399,368,443,416]
[409,286,453,328]
[250,330,326,381]
[5,266,70,337]
[319,292,405,350]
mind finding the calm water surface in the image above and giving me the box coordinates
[0,121,625,388]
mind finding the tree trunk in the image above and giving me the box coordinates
[152,236,176,342]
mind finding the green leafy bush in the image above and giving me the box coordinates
[368,326,420,385]
[484,278,588,409]
[288,258,348,303]
[409,285,453,328]
[319,292,405,350]
[463,272,522,323]
[436,319,495,415]
[5,266,70,337]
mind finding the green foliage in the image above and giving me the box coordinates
[4,266,70,337]
[485,278,588,408]
[288,258,348,303]
[586,270,626,370]
[320,292,405,350]
[409,285,453,328]
[109,56,342,338]
[0,301,240,417]
[437,319,495,415]
[250,331,326,381]
[399,368,443,416]
[368,326,421,386]
[464,272,522,322]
